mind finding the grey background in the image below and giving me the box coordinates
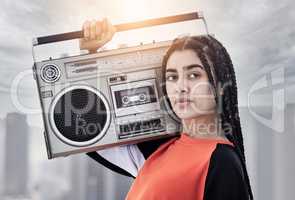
[0,0,294,199]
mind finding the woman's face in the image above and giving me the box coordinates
[165,49,216,119]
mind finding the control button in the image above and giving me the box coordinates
[139,94,146,101]
[40,64,60,83]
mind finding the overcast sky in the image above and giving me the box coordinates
[0,0,294,126]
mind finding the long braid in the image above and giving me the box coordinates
[161,35,254,199]
[220,44,254,200]
[200,35,254,199]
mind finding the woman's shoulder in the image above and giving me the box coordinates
[87,135,179,178]
[204,144,249,199]
[136,135,179,159]
[210,143,244,174]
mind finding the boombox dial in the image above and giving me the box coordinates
[41,64,61,83]
[49,85,111,147]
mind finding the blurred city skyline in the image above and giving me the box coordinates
[0,112,133,199]
[0,0,295,199]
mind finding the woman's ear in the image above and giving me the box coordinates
[219,88,224,96]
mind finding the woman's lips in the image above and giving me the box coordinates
[175,100,192,109]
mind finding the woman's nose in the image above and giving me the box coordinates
[176,79,189,94]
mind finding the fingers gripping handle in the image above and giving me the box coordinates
[32,11,206,46]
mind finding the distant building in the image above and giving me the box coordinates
[85,155,133,200]
[66,154,106,200]
[68,154,132,200]
[0,117,6,195]
[3,113,29,196]
[67,155,88,200]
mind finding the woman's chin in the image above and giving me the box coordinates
[175,111,201,120]
[175,109,215,120]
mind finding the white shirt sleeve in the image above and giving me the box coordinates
[96,144,145,177]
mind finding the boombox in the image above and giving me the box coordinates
[32,12,207,159]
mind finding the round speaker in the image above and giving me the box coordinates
[49,85,111,147]
[41,64,61,83]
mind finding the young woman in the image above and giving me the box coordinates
[81,18,254,200]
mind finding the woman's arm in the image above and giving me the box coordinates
[86,137,174,178]
[203,144,250,200]
[87,145,144,178]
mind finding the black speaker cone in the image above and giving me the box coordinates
[53,88,108,143]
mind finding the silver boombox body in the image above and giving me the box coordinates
[33,41,181,159]
[33,12,205,159]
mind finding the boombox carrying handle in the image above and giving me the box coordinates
[32,11,208,46]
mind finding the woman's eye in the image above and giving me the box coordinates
[188,73,200,79]
[166,75,178,81]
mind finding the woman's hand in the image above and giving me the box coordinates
[79,18,116,53]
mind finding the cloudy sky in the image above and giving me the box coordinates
[0,0,294,126]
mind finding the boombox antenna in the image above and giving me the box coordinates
[32,11,209,46]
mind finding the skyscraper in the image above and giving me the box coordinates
[0,117,6,196]
[3,112,29,196]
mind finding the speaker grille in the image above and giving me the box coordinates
[53,88,108,143]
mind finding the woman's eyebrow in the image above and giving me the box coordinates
[184,64,204,71]
[166,64,204,73]
[166,68,177,73]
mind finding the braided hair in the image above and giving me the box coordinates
[161,35,254,200]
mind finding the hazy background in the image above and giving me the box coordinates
[0,0,294,199]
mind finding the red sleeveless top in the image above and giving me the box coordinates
[126,133,233,200]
